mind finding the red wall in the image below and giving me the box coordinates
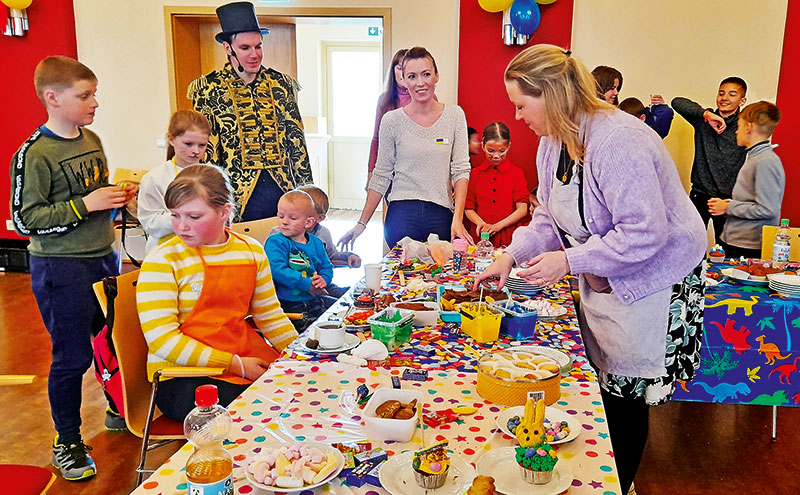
[458,0,574,191]
[0,0,77,240]
[772,0,799,225]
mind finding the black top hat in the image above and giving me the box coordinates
[215,1,270,43]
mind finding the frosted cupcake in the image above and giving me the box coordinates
[516,443,558,484]
[709,244,725,262]
[412,441,450,489]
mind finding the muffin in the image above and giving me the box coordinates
[412,441,450,489]
[709,244,725,262]
[516,443,558,484]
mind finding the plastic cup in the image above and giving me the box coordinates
[364,263,382,291]
[452,238,469,271]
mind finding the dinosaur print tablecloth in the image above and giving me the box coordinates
[672,261,800,406]
[130,362,621,495]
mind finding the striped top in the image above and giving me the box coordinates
[136,232,298,380]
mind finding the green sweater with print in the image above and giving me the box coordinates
[9,127,114,257]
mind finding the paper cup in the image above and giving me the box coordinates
[315,321,346,349]
[364,263,382,291]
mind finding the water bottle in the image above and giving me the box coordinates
[184,384,234,495]
[475,232,494,273]
[772,218,791,263]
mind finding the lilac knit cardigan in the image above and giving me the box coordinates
[506,110,706,305]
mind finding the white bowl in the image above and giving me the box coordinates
[363,388,423,442]
[390,301,440,327]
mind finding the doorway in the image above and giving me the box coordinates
[322,42,382,209]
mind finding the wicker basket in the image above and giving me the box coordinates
[476,350,561,406]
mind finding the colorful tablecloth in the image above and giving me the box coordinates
[130,362,620,495]
[130,250,620,495]
[673,261,800,406]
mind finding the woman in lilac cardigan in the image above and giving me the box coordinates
[476,45,706,493]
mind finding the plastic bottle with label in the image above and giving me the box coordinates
[474,232,494,273]
[184,384,234,495]
[772,218,791,263]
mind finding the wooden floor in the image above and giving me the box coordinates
[1,210,798,494]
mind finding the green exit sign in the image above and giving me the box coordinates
[368,26,382,37]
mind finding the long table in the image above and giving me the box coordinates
[130,254,621,495]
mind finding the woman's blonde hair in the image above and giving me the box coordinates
[164,165,235,221]
[505,44,613,160]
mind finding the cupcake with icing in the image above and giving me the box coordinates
[709,244,725,262]
[516,443,558,484]
[412,441,450,489]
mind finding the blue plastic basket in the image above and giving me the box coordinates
[490,300,538,340]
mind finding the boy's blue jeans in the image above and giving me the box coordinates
[29,252,118,443]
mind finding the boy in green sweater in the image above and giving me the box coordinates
[9,56,136,481]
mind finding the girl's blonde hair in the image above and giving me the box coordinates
[505,44,613,160]
[166,110,212,160]
[164,165,235,220]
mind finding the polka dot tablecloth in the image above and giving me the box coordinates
[130,362,620,495]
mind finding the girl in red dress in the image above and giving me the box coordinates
[465,122,530,247]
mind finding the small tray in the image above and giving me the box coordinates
[342,305,376,331]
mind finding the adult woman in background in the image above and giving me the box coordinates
[476,45,706,493]
[593,65,673,138]
[340,46,472,249]
[366,48,408,189]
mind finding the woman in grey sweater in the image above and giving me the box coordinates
[476,45,706,494]
[338,46,473,249]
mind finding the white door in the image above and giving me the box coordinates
[323,43,382,209]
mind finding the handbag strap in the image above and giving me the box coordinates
[102,276,119,354]
[120,208,142,267]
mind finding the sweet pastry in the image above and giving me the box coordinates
[478,350,560,381]
[467,475,496,494]
[412,441,450,489]
[374,399,416,419]
[515,399,558,484]
[709,244,725,262]
[353,293,375,308]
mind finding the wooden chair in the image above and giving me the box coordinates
[230,216,279,244]
[760,225,800,261]
[0,377,57,494]
[93,271,224,485]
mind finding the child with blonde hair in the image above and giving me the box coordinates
[138,109,212,252]
[265,190,336,329]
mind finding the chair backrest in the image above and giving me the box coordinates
[230,217,279,244]
[760,225,800,261]
[93,270,152,438]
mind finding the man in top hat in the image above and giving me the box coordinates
[188,1,313,221]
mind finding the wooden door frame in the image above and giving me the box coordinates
[163,6,392,114]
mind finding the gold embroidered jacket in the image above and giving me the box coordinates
[188,64,313,219]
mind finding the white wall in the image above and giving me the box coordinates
[572,0,788,190]
[72,0,461,174]
[295,22,376,119]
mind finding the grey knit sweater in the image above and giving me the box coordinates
[368,104,470,210]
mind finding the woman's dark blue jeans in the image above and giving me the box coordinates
[384,200,452,249]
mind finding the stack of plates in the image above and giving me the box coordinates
[506,268,544,295]
[768,273,800,297]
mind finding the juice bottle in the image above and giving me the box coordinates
[184,384,234,495]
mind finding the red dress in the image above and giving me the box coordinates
[465,159,530,247]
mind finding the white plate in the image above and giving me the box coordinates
[705,278,720,287]
[379,451,476,495]
[509,345,573,373]
[302,333,360,354]
[496,406,581,445]
[516,301,567,319]
[720,267,769,286]
[476,447,573,495]
[769,273,800,286]
[244,445,345,493]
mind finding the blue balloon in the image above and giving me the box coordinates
[510,0,541,36]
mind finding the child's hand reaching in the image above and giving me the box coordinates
[310,272,327,289]
[347,254,362,268]
[650,94,666,106]
[83,185,129,212]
